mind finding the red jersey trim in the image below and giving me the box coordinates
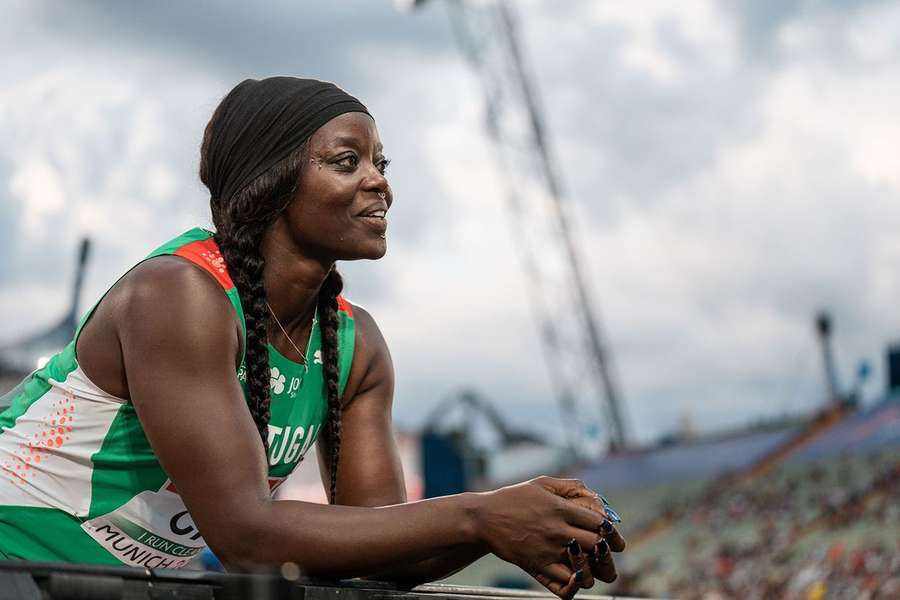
[173,239,235,290]
[173,237,352,317]
[336,295,353,316]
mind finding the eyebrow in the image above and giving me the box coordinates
[331,136,384,154]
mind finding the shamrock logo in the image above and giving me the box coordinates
[313,350,323,365]
[270,367,286,394]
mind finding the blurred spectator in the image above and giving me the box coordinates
[612,450,900,599]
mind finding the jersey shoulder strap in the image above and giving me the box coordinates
[145,228,355,390]
[149,228,354,312]
[146,228,235,291]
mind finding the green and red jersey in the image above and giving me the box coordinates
[0,228,355,566]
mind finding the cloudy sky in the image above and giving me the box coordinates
[2,0,899,445]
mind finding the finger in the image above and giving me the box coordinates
[537,562,574,586]
[569,494,624,528]
[568,494,609,520]
[560,525,602,555]
[555,568,583,600]
[532,573,560,595]
[536,575,576,600]
[536,476,593,499]
[566,539,594,589]
[534,564,581,599]
[555,496,606,533]
[599,520,626,552]
[563,511,627,553]
[588,539,617,583]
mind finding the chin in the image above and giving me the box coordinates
[339,241,387,261]
[365,242,387,260]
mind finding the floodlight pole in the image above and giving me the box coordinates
[409,0,630,450]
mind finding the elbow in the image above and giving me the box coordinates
[201,509,345,578]
[200,508,271,569]
[208,544,260,572]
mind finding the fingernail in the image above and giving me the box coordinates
[596,539,609,556]
[605,507,622,523]
[599,495,622,523]
[567,538,582,556]
[600,519,614,534]
[574,569,584,585]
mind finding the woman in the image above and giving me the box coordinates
[0,77,622,596]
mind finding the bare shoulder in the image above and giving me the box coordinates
[343,301,393,405]
[76,254,243,401]
[347,301,390,363]
[114,255,241,361]
[347,302,381,343]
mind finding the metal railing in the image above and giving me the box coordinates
[0,561,651,600]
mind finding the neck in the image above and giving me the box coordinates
[260,224,333,329]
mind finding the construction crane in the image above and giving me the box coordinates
[421,388,569,496]
[404,0,630,451]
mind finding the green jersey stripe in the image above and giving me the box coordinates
[0,341,79,435]
[0,506,120,563]
[87,404,169,519]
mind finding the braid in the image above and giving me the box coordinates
[201,104,309,453]
[214,224,271,450]
[198,82,355,496]
[318,268,344,504]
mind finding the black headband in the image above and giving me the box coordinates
[205,76,371,204]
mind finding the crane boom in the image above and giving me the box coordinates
[437,0,630,450]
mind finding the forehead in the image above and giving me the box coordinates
[309,112,382,152]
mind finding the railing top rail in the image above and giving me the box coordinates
[0,561,654,600]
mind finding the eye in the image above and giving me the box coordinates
[377,157,391,175]
[335,154,359,169]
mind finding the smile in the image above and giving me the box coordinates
[357,214,388,234]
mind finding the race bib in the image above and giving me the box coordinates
[81,486,205,569]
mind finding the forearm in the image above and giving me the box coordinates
[364,543,489,585]
[212,493,483,578]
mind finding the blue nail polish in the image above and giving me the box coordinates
[599,495,622,523]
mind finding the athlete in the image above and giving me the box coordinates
[0,77,623,597]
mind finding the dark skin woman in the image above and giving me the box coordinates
[16,79,624,597]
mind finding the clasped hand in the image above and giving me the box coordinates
[477,476,626,600]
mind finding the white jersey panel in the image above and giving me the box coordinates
[0,365,124,514]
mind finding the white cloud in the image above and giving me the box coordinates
[9,159,65,236]
[0,55,221,338]
[564,2,900,435]
[586,0,738,84]
[2,0,899,446]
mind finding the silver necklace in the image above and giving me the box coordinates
[266,301,310,365]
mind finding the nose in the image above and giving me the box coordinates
[363,163,392,207]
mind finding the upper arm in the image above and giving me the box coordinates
[116,258,271,557]
[319,303,405,507]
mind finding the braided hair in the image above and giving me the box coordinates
[199,110,346,505]
[317,269,344,504]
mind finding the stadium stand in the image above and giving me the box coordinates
[592,394,900,599]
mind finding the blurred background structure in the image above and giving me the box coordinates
[433,0,631,453]
[2,1,900,598]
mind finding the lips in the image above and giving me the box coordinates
[357,204,388,234]
[358,201,388,218]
